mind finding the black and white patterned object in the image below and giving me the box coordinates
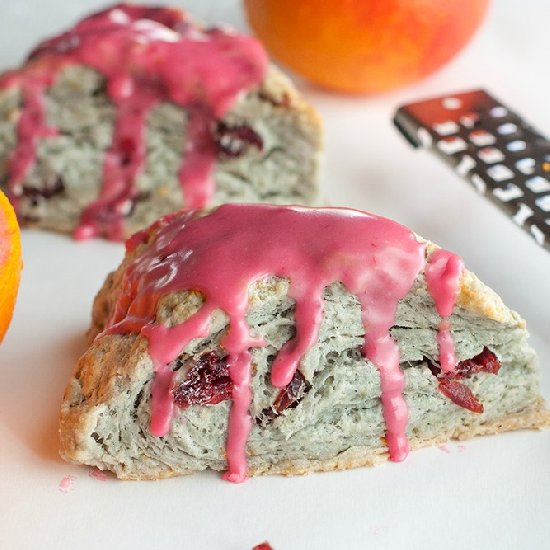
[393,89,550,251]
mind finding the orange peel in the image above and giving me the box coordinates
[244,0,490,94]
[0,191,22,343]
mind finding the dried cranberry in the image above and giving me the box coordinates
[427,347,500,413]
[257,370,311,426]
[22,176,65,200]
[454,347,500,377]
[438,379,484,413]
[252,543,273,550]
[215,121,263,158]
[173,351,232,409]
[272,370,309,412]
[18,213,41,225]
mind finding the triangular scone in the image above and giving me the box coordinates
[0,4,321,240]
[60,204,549,481]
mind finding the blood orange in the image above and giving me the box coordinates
[244,0,490,94]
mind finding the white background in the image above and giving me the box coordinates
[1,1,549,549]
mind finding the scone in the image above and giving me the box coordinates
[59,204,549,482]
[0,4,322,240]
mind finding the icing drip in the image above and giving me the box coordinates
[7,79,58,206]
[104,204,439,481]
[75,91,154,240]
[58,475,74,493]
[177,107,217,210]
[425,249,465,372]
[0,4,267,239]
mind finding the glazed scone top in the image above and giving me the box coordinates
[99,203,466,482]
[0,3,267,239]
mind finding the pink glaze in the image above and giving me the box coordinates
[58,474,74,493]
[437,320,456,373]
[177,107,217,210]
[104,204,432,480]
[425,249,464,318]
[1,4,267,239]
[7,79,58,209]
[425,249,464,372]
[89,467,108,481]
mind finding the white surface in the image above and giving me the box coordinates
[1,1,550,549]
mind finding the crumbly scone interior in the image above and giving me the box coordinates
[0,64,322,235]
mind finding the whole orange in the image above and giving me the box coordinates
[244,0,490,94]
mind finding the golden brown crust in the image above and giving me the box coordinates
[456,269,524,327]
[59,333,145,464]
[260,66,324,152]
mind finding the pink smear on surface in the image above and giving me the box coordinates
[437,444,451,454]
[58,475,74,493]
